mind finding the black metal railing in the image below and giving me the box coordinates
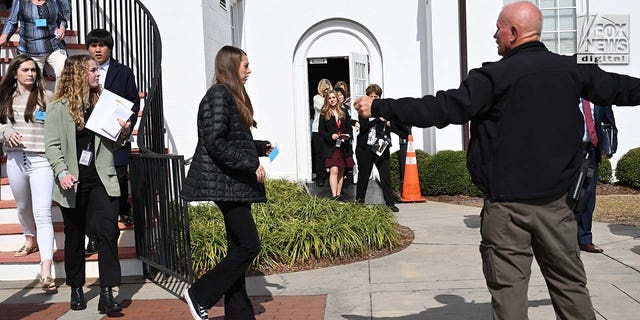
[129,153,193,284]
[67,1,191,282]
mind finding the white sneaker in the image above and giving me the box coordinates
[183,286,209,320]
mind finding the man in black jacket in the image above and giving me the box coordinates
[355,2,640,319]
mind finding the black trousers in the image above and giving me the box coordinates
[190,202,261,319]
[60,181,121,288]
[311,132,327,181]
[355,146,396,206]
[85,165,130,238]
[115,165,131,216]
[398,141,408,196]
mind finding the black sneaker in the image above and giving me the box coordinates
[388,205,400,212]
[183,286,209,320]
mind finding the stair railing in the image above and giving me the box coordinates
[68,0,193,284]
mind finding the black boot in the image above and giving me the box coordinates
[98,286,123,314]
[85,238,98,255]
[70,287,87,310]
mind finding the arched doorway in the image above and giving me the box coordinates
[291,18,383,181]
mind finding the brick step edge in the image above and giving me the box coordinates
[0,196,132,208]
[1,41,85,50]
[0,246,137,263]
[0,221,133,235]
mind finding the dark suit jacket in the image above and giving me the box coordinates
[104,58,140,166]
[318,112,354,160]
[594,105,617,163]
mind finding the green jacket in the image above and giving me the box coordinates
[44,99,122,208]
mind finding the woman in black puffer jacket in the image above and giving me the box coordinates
[181,45,272,320]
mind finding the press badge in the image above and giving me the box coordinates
[35,18,47,27]
[35,110,46,121]
[79,149,93,166]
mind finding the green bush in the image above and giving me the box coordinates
[189,179,401,276]
[390,149,430,194]
[598,157,613,184]
[616,147,640,189]
[424,150,482,197]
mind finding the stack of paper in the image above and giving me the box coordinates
[85,89,134,141]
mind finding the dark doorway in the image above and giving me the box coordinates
[307,56,350,119]
[307,56,350,182]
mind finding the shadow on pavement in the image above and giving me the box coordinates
[342,294,551,320]
[464,215,481,229]
[607,224,640,238]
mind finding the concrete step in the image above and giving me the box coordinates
[0,247,141,281]
[0,221,135,251]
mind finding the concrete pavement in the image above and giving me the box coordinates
[1,201,639,319]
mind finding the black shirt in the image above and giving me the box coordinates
[76,107,100,190]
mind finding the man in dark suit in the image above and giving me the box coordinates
[576,99,617,253]
[84,28,140,254]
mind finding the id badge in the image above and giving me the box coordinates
[79,149,93,166]
[35,110,46,121]
[35,18,47,27]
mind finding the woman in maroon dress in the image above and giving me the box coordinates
[318,90,354,200]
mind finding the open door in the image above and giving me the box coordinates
[348,52,370,183]
[349,52,369,103]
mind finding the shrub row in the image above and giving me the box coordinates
[616,147,640,188]
[390,149,481,197]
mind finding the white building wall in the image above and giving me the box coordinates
[240,0,433,180]
[140,0,231,158]
[142,0,640,180]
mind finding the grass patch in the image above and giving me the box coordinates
[594,194,640,227]
[189,179,401,276]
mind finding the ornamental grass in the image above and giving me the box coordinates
[188,179,400,276]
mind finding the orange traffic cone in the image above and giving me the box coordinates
[401,135,426,202]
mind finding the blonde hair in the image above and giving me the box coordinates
[214,45,256,128]
[321,90,345,120]
[53,55,101,129]
[316,79,333,96]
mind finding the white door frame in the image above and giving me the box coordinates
[291,18,383,181]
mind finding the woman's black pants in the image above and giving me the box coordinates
[355,146,396,206]
[60,182,121,288]
[190,201,261,319]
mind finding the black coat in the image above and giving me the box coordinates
[318,111,353,160]
[104,59,140,166]
[371,41,640,201]
[181,84,269,202]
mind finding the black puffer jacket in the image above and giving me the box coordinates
[181,84,270,202]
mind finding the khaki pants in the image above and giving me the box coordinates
[31,49,68,82]
[480,193,595,320]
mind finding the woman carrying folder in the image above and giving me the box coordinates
[44,55,131,314]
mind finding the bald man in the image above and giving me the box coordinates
[355,1,640,319]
